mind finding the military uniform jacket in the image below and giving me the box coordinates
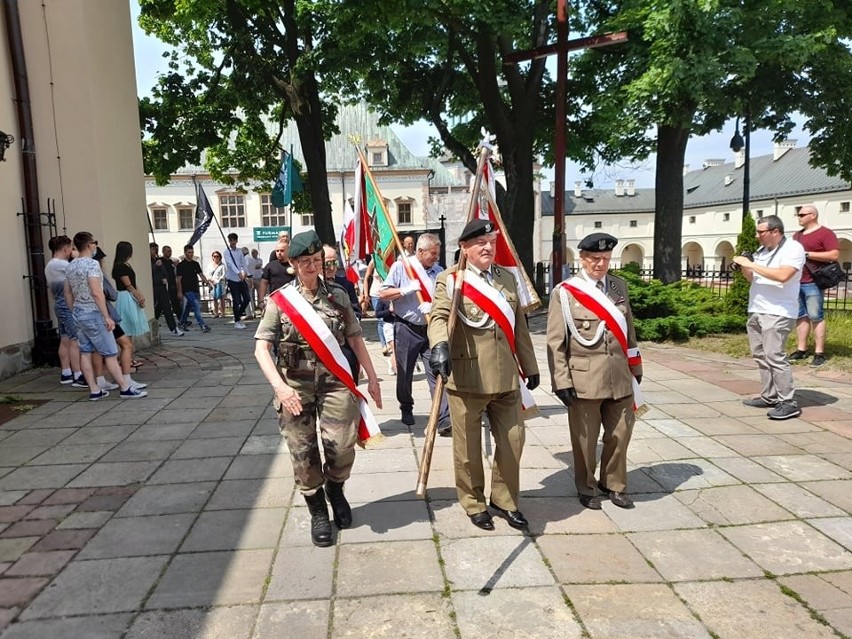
[429,264,538,395]
[546,273,641,400]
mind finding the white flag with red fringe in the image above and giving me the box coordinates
[268,287,382,445]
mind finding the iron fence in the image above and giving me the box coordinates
[534,263,852,312]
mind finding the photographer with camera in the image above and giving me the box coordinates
[733,215,806,420]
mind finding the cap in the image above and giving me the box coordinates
[578,232,618,252]
[459,218,497,242]
[93,247,107,262]
[288,230,323,259]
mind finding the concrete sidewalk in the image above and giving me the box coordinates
[0,313,851,639]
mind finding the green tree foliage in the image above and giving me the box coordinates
[570,0,852,283]
[725,211,759,315]
[137,0,337,242]
[317,0,556,272]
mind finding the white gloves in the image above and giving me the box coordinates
[418,302,432,315]
[399,281,421,295]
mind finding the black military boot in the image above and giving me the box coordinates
[325,480,352,529]
[304,488,333,547]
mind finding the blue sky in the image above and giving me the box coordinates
[129,0,810,189]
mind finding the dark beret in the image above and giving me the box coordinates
[459,218,497,242]
[289,230,323,259]
[578,232,618,252]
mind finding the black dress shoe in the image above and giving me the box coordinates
[488,501,528,530]
[609,491,635,509]
[400,409,415,426]
[579,495,603,510]
[469,511,494,531]
[597,480,612,495]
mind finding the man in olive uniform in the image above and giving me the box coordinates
[254,230,369,546]
[546,233,642,510]
[429,219,539,531]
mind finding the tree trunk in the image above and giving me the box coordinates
[499,141,536,274]
[653,124,690,283]
[291,77,334,243]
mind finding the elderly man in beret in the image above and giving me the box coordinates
[546,232,643,510]
[429,219,539,531]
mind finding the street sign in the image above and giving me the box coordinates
[253,226,290,242]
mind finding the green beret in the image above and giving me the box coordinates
[289,230,323,259]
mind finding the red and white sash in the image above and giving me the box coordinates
[559,277,645,412]
[269,287,382,445]
[447,271,536,410]
[402,255,435,303]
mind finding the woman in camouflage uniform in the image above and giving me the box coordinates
[254,230,382,547]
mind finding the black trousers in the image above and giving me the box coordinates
[153,284,177,332]
[394,320,450,427]
[227,279,251,322]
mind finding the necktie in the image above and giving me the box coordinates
[480,270,491,284]
[596,280,605,292]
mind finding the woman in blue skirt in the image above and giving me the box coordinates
[112,241,150,337]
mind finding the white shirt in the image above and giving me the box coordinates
[748,238,805,318]
[223,245,248,281]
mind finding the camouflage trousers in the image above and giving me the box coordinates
[277,360,359,495]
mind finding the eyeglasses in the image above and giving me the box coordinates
[323,260,338,268]
[212,254,221,258]
[756,229,773,235]
[796,213,812,218]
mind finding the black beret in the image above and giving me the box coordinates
[289,230,323,259]
[459,218,497,242]
[578,232,618,252]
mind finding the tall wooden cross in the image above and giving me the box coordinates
[504,0,626,284]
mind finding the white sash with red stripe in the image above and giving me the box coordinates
[269,287,382,445]
[402,255,435,303]
[559,277,645,413]
[447,271,536,410]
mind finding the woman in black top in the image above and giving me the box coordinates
[112,241,149,337]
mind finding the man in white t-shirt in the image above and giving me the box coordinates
[733,215,805,420]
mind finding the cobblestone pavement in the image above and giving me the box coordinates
[0,312,850,638]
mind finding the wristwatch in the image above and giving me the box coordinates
[805,252,810,259]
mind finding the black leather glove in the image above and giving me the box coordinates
[526,374,539,391]
[555,388,576,407]
[636,375,643,385]
[430,342,451,383]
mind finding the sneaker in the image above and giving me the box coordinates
[767,401,801,420]
[788,350,809,361]
[201,325,211,333]
[60,373,75,384]
[127,378,148,390]
[89,390,109,401]
[178,322,191,331]
[743,397,775,408]
[234,321,246,330]
[171,328,185,336]
[120,387,148,399]
[98,380,119,391]
[70,376,88,389]
[386,359,395,376]
[810,354,827,367]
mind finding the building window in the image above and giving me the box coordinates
[178,208,194,230]
[594,221,602,229]
[260,194,287,226]
[397,202,412,225]
[219,194,245,228]
[688,216,696,224]
[723,213,730,222]
[629,220,637,228]
[841,202,850,213]
[372,152,383,165]
[152,208,168,231]
[792,207,799,216]
[300,212,314,227]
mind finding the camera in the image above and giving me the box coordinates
[730,251,753,272]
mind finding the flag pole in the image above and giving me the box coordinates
[416,144,491,499]
[480,186,542,312]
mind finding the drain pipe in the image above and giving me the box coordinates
[3,0,54,366]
